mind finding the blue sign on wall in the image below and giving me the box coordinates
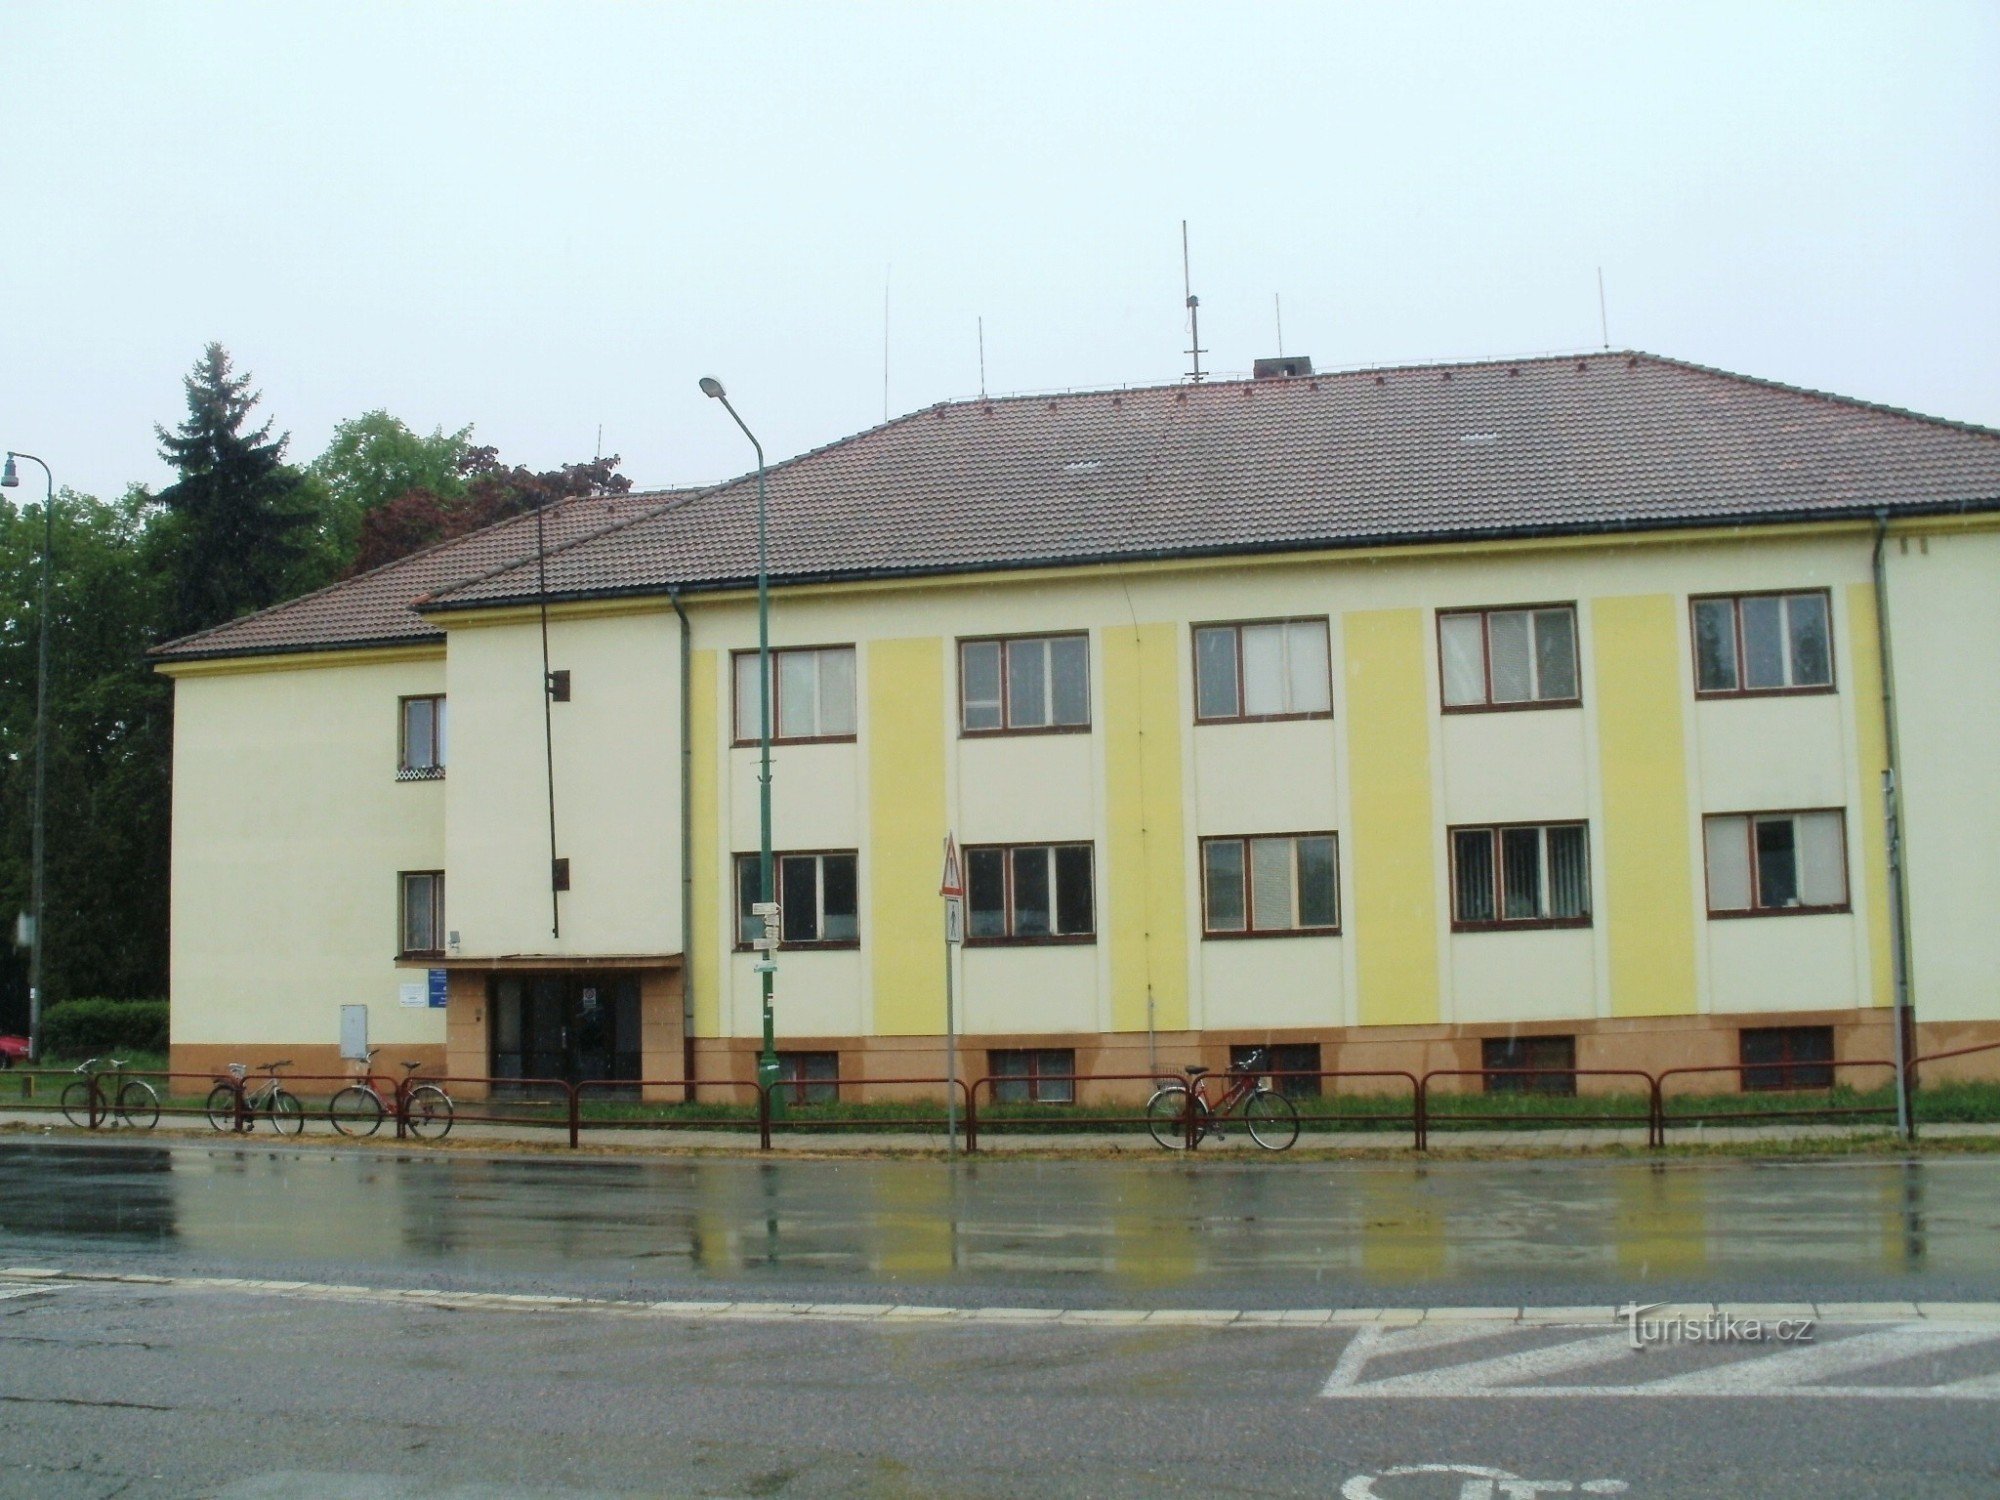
[428,967,449,1009]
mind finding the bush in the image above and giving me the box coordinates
[40,998,170,1057]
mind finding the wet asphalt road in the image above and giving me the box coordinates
[0,1139,1995,1306]
[4,1140,2000,1498]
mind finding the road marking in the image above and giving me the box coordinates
[1341,1464,1627,1498]
[6,1266,2000,1359]
[1320,1320,2000,1400]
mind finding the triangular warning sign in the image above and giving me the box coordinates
[939,833,964,897]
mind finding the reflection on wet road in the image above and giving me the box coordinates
[2,1142,1995,1304]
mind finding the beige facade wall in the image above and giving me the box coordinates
[1885,527,2000,1025]
[167,651,450,1064]
[165,518,2000,1084]
[445,611,682,960]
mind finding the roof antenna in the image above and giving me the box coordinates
[882,264,891,421]
[593,423,603,463]
[1597,266,1610,351]
[1182,220,1207,383]
[977,316,986,398]
[1274,293,1284,357]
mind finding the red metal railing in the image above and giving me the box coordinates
[1417,1068,1663,1149]
[1655,1058,1899,1139]
[12,1043,1998,1150]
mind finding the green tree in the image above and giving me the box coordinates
[307,410,475,559]
[153,343,322,638]
[0,485,172,1018]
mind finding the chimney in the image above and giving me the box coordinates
[1253,356,1314,380]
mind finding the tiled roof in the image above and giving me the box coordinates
[158,351,2000,660]
[425,351,2000,613]
[152,491,686,661]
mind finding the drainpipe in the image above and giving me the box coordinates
[670,589,697,1103]
[1872,514,1916,1139]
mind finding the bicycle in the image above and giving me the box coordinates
[204,1061,304,1135]
[1145,1048,1299,1151]
[328,1052,454,1139]
[60,1057,161,1131]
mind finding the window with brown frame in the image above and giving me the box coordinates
[1201,834,1339,936]
[398,695,446,780]
[959,633,1090,734]
[399,871,445,957]
[989,1048,1076,1103]
[1450,823,1591,929]
[1192,618,1332,723]
[735,851,859,947]
[1703,810,1849,916]
[732,645,857,744]
[1482,1035,1577,1096]
[775,1051,840,1105]
[965,842,1095,943]
[1739,1025,1834,1091]
[1438,605,1580,710]
[1692,591,1834,697]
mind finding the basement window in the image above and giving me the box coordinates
[1230,1043,1323,1099]
[1739,1026,1835,1092]
[1482,1035,1577,1096]
[990,1048,1076,1104]
[775,1051,840,1106]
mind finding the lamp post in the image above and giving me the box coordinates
[2,451,52,1063]
[698,379,780,1099]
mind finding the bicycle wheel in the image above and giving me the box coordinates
[61,1079,97,1128]
[404,1084,454,1140]
[328,1085,384,1137]
[1146,1086,1212,1149]
[116,1079,161,1131]
[1245,1089,1299,1151]
[265,1088,305,1136]
[204,1083,243,1132]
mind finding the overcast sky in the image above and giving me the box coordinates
[5,2,1996,504]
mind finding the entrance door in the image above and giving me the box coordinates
[489,973,642,1089]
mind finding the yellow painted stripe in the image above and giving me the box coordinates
[1593,594,1699,1017]
[1846,583,1895,1008]
[1343,609,1439,1026]
[1102,623,1188,1034]
[688,650,722,1037]
[867,638,947,1035]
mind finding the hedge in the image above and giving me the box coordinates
[40,998,170,1057]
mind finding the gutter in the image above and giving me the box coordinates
[1871,514,1918,1138]
[669,588,697,1102]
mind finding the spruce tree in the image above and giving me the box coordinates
[154,343,318,637]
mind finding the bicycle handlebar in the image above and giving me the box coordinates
[260,1060,294,1071]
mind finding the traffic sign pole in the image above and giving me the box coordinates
[940,835,965,1155]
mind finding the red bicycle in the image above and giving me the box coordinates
[1145,1048,1299,1150]
[328,1051,454,1139]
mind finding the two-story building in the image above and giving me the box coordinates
[153,351,2000,1100]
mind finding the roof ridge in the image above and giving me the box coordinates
[908,348,1653,413]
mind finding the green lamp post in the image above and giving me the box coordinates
[699,379,781,1100]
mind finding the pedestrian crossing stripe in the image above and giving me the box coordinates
[1321,1322,2000,1400]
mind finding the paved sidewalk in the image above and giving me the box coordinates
[5,1107,1994,1155]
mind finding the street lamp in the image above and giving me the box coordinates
[2,451,52,1063]
[699,379,780,1098]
